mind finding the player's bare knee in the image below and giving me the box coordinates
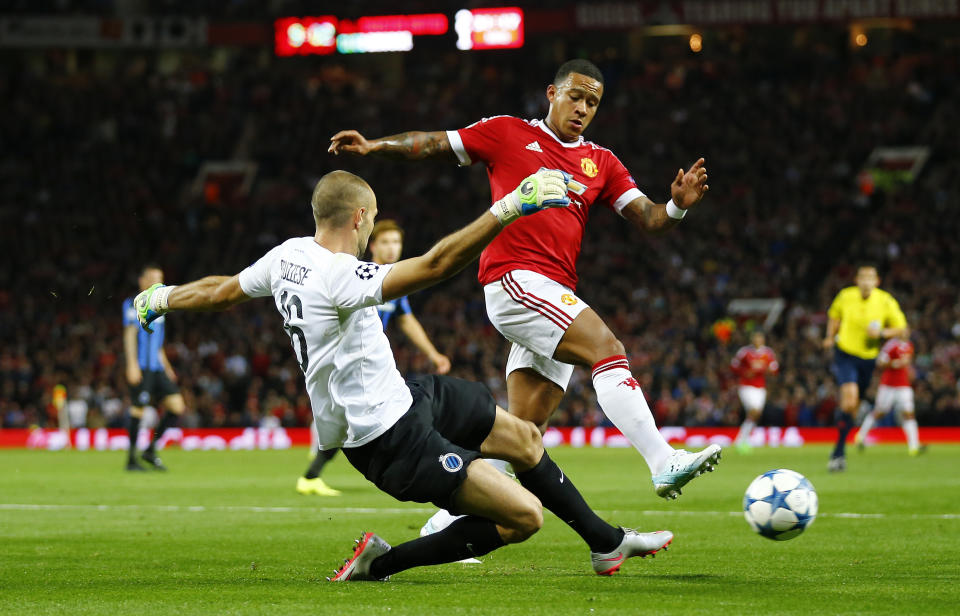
[512,498,543,542]
[513,420,544,472]
[596,333,625,361]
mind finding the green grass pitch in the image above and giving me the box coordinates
[2,445,958,615]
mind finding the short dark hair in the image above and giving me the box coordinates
[371,219,404,243]
[311,170,374,228]
[554,59,604,86]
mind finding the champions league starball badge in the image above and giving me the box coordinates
[355,263,380,280]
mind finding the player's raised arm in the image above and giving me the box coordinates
[328,129,457,162]
[381,169,570,300]
[133,275,250,332]
[621,158,709,234]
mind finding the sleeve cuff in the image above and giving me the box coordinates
[612,187,645,215]
[373,263,394,303]
[237,267,257,297]
[446,130,471,167]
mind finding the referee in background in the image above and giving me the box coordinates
[822,264,907,472]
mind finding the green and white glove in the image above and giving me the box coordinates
[490,168,571,226]
[134,283,176,333]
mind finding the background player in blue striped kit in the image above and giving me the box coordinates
[122,265,187,471]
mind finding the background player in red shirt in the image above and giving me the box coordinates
[330,59,715,517]
[730,331,779,452]
[855,334,923,455]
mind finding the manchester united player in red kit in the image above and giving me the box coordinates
[731,331,779,452]
[855,335,924,455]
[330,59,717,530]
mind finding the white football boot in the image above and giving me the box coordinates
[591,528,674,575]
[329,532,391,582]
[652,444,722,500]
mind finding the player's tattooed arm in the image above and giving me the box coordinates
[621,158,708,234]
[620,196,682,234]
[328,129,456,162]
[374,131,455,161]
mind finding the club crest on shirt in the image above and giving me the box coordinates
[580,157,599,178]
[355,263,379,280]
[439,453,463,473]
[561,293,578,306]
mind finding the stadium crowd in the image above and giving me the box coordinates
[2,26,959,433]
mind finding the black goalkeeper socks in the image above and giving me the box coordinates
[304,448,339,479]
[368,516,505,579]
[126,415,141,462]
[148,412,179,451]
[516,451,623,553]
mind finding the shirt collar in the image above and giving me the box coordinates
[538,119,584,148]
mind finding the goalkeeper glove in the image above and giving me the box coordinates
[134,283,176,333]
[490,168,571,225]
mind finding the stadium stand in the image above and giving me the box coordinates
[1,14,958,431]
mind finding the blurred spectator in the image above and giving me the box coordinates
[1,24,958,430]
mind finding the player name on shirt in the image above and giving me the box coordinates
[280,259,311,285]
[239,237,412,450]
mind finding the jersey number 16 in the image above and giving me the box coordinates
[280,291,309,373]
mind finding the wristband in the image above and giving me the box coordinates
[666,199,687,220]
[490,194,520,226]
[153,285,176,312]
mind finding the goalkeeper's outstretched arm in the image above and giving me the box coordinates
[136,169,571,329]
[381,169,571,301]
[134,276,248,331]
[166,275,248,312]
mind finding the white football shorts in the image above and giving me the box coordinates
[738,385,767,412]
[484,269,590,391]
[874,385,914,414]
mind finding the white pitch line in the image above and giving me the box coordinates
[0,503,434,515]
[0,503,958,520]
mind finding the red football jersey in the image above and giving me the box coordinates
[878,338,913,387]
[449,116,643,290]
[731,345,779,388]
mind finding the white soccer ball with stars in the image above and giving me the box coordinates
[743,468,818,541]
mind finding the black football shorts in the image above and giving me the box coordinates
[129,370,180,408]
[343,375,497,514]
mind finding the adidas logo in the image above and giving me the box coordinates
[525,141,542,153]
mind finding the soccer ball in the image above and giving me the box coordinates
[743,469,818,541]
